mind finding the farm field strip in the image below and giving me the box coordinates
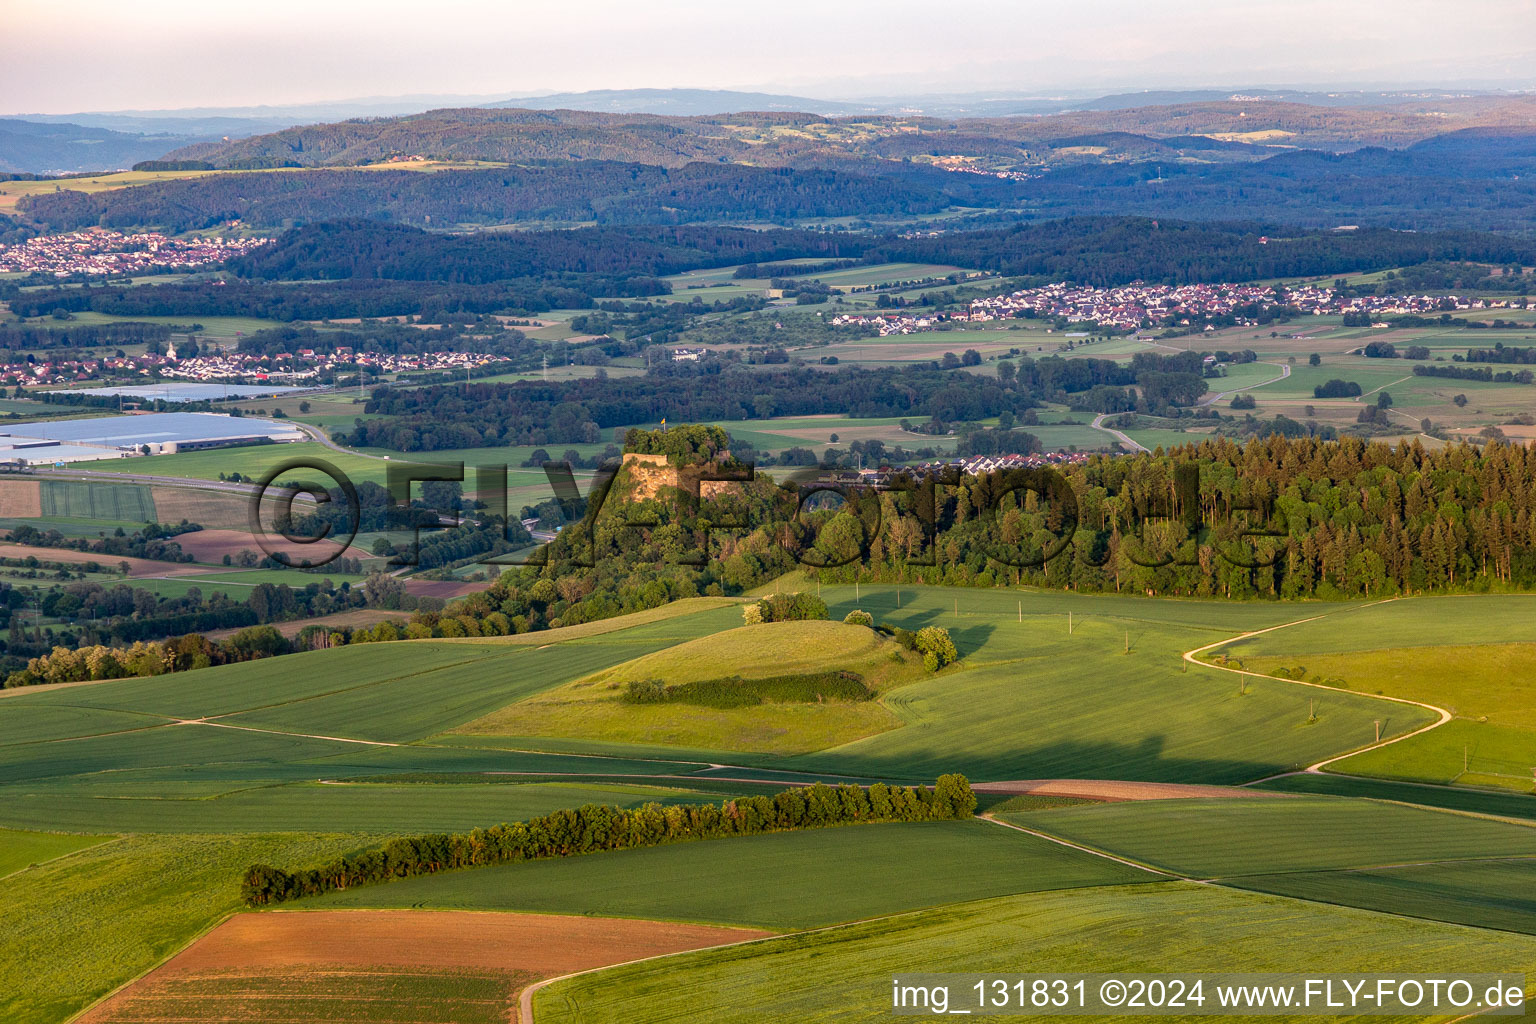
[1227,858,1536,937]
[1004,797,1536,878]
[0,831,379,1024]
[1207,596,1536,790]
[0,779,755,834]
[533,882,1536,1024]
[0,828,111,880]
[76,910,770,1024]
[305,819,1156,930]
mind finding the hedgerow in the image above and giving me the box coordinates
[241,775,976,906]
[622,670,871,707]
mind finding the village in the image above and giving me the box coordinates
[832,280,1525,336]
[0,341,507,389]
[0,229,271,276]
[812,449,1093,489]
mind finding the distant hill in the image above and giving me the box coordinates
[158,96,1536,172]
[0,118,211,174]
[487,88,876,116]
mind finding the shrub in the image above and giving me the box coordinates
[624,679,667,703]
[915,626,958,671]
[241,775,976,906]
[843,609,874,627]
[755,592,828,623]
[620,671,870,708]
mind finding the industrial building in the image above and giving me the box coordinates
[0,412,305,465]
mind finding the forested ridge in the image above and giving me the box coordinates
[16,121,1536,231]
[337,356,1171,450]
[19,161,956,233]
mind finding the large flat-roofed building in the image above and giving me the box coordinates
[68,383,318,403]
[0,412,305,464]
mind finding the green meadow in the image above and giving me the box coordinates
[1007,796,1536,877]
[1215,596,1536,790]
[534,883,1536,1024]
[7,582,1536,1022]
[306,819,1155,928]
[0,831,375,1024]
[0,828,109,880]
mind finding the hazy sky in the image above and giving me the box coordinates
[6,0,1536,113]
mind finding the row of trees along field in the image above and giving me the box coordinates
[241,775,978,905]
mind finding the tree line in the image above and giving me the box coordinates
[241,774,977,905]
[0,321,173,353]
[1414,364,1534,384]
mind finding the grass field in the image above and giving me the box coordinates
[0,779,761,834]
[455,621,919,754]
[534,883,1536,1024]
[0,828,108,880]
[55,312,288,339]
[773,587,1429,783]
[39,480,155,522]
[307,819,1154,928]
[1255,771,1536,819]
[1229,858,1536,936]
[0,831,376,1024]
[1214,596,1536,790]
[10,584,1536,1022]
[1007,796,1536,877]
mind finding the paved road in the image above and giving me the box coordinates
[1089,413,1150,453]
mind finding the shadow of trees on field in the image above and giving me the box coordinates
[782,732,1300,788]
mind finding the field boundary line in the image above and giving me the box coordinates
[60,908,243,1024]
[1203,851,1536,883]
[1180,607,1454,783]
[0,833,126,884]
[516,876,1176,1023]
[979,813,1176,877]
[175,718,401,747]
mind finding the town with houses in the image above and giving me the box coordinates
[813,449,1093,489]
[0,229,270,276]
[0,341,507,389]
[832,281,1523,336]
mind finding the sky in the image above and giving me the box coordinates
[5,0,1536,114]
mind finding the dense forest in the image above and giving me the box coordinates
[14,117,1536,232]
[229,220,869,283]
[499,433,1536,631]
[335,354,1201,451]
[19,161,956,233]
[872,218,1536,287]
[415,432,1536,640]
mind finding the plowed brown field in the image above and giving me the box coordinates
[78,910,769,1023]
